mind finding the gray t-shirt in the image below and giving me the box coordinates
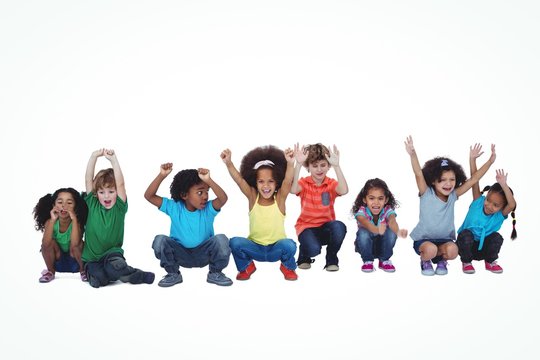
[410,187,458,241]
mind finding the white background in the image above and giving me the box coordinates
[1,1,538,359]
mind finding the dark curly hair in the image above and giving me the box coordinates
[170,169,202,202]
[303,143,330,168]
[351,178,399,215]
[422,157,467,189]
[33,187,88,232]
[481,183,517,240]
[240,145,287,189]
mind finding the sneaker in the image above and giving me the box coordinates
[280,264,298,281]
[297,258,314,270]
[485,261,503,273]
[462,262,475,274]
[207,272,233,286]
[361,261,374,273]
[435,260,448,275]
[143,272,155,284]
[80,271,88,282]
[378,260,396,273]
[39,269,55,283]
[325,264,339,272]
[421,261,435,276]
[236,261,257,280]
[158,272,183,287]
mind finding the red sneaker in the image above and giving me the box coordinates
[236,261,257,280]
[378,260,396,273]
[280,264,298,281]
[485,261,503,274]
[462,262,475,274]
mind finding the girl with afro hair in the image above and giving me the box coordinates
[33,187,88,283]
[221,145,298,281]
[405,136,496,276]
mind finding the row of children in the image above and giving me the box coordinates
[32,137,517,287]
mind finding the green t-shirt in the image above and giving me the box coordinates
[82,192,127,262]
[53,220,72,253]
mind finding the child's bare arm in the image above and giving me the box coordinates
[405,136,427,195]
[144,163,172,208]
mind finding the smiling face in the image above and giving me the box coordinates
[483,190,505,215]
[182,182,210,211]
[308,159,330,185]
[256,168,276,200]
[432,169,457,200]
[54,191,75,218]
[97,186,118,209]
[363,187,387,216]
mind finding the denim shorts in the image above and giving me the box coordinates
[413,239,454,255]
[55,251,80,273]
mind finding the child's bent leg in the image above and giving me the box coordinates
[297,228,322,263]
[379,228,397,262]
[323,220,346,266]
[230,237,261,271]
[456,230,475,263]
[152,235,183,274]
[204,234,231,273]
[268,239,297,270]
[85,261,109,288]
[418,241,438,261]
[437,242,458,261]
[355,228,375,262]
[103,253,154,285]
[482,232,504,263]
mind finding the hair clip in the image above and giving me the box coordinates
[441,159,449,167]
[253,160,275,170]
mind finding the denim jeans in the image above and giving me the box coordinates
[354,227,397,262]
[85,252,148,288]
[297,220,346,266]
[152,234,231,274]
[229,236,297,271]
[457,229,504,263]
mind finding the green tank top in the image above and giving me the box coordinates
[53,220,72,253]
[248,196,287,246]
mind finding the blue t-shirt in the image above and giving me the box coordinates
[159,198,219,248]
[410,187,458,242]
[458,195,507,250]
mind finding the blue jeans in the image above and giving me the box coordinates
[354,227,397,262]
[229,237,297,271]
[152,234,231,273]
[297,221,346,266]
[85,252,149,288]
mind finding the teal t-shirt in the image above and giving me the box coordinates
[82,192,127,262]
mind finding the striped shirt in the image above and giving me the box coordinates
[294,176,339,235]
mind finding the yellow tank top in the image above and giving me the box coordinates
[248,195,287,246]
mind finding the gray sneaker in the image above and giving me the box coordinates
[158,272,183,287]
[207,272,233,286]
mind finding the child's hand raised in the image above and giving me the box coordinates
[326,144,340,166]
[220,149,232,164]
[470,143,484,160]
[495,169,508,187]
[160,163,173,176]
[198,168,211,182]
[293,143,308,165]
[404,136,415,155]
[284,147,295,164]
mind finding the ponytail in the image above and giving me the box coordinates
[510,210,517,240]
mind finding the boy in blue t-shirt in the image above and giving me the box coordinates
[144,163,232,287]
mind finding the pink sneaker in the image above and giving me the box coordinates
[462,262,475,274]
[39,269,55,283]
[378,260,396,272]
[361,261,374,273]
[485,261,503,273]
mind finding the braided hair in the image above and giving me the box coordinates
[481,183,517,240]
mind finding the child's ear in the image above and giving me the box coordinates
[180,192,187,200]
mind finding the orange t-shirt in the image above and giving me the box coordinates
[294,176,339,236]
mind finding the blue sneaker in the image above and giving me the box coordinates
[207,272,233,286]
[158,272,183,287]
[435,260,448,275]
[421,261,435,276]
